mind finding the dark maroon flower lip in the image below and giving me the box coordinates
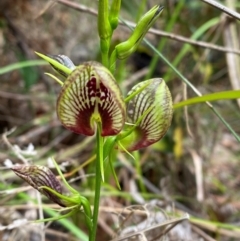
[57,61,126,136]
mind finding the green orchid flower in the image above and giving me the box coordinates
[119,78,173,151]
[36,52,126,137]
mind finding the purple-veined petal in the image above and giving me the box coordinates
[57,61,126,136]
[124,78,173,151]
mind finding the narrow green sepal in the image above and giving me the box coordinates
[35,52,72,77]
[39,186,81,207]
[33,209,77,223]
[103,136,121,189]
[103,136,117,161]
[45,73,64,86]
[100,39,111,56]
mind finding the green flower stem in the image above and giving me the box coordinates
[98,0,112,68]
[109,146,121,190]
[100,39,110,68]
[80,196,93,232]
[89,123,103,241]
[109,49,117,73]
[133,151,146,193]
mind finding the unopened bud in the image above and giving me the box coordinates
[115,5,164,59]
[11,165,66,207]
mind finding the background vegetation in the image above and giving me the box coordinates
[0,0,240,240]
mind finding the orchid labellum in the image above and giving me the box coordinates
[121,78,173,151]
[57,61,126,136]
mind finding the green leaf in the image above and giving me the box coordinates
[174,90,240,109]
[0,60,46,75]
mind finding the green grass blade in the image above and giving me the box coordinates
[174,90,240,109]
[146,0,185,79]
[164,17,220,81]
[0,60,46,75]
[44,208,88,241]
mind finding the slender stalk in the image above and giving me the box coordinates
[89,124,103,241]
[101,46,109,68]
[98,0,111,68]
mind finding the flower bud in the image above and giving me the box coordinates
[122,78,173,151]
[11,165,66,207]
[47,54,76,78]
[109,0,121,30]
[57,61,126,136]
[35,52,72,78]
[115,5,164,60]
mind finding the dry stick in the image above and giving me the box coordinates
[183,83,194,139]
[223,0,240,107]
[146,27,240,55]
[36,191,45,241]
[2,128,29,164]
[200,0,240,21]
[110,215,189,241]
[189,149,204,202]
[191,225,217,241]
[56,0,240,55]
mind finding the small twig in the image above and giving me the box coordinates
[57,0,98,16]
[183,83,194,139]
[2,128,29,164]
[110,214,189,241]
[189,149,204,202]
[200,0,240,21]
[146,27,240,55]
[34,0,57,19]
[191,224,217,241]
[98,216,116,237]
[222,1,240,108]
[36,192,45,241]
